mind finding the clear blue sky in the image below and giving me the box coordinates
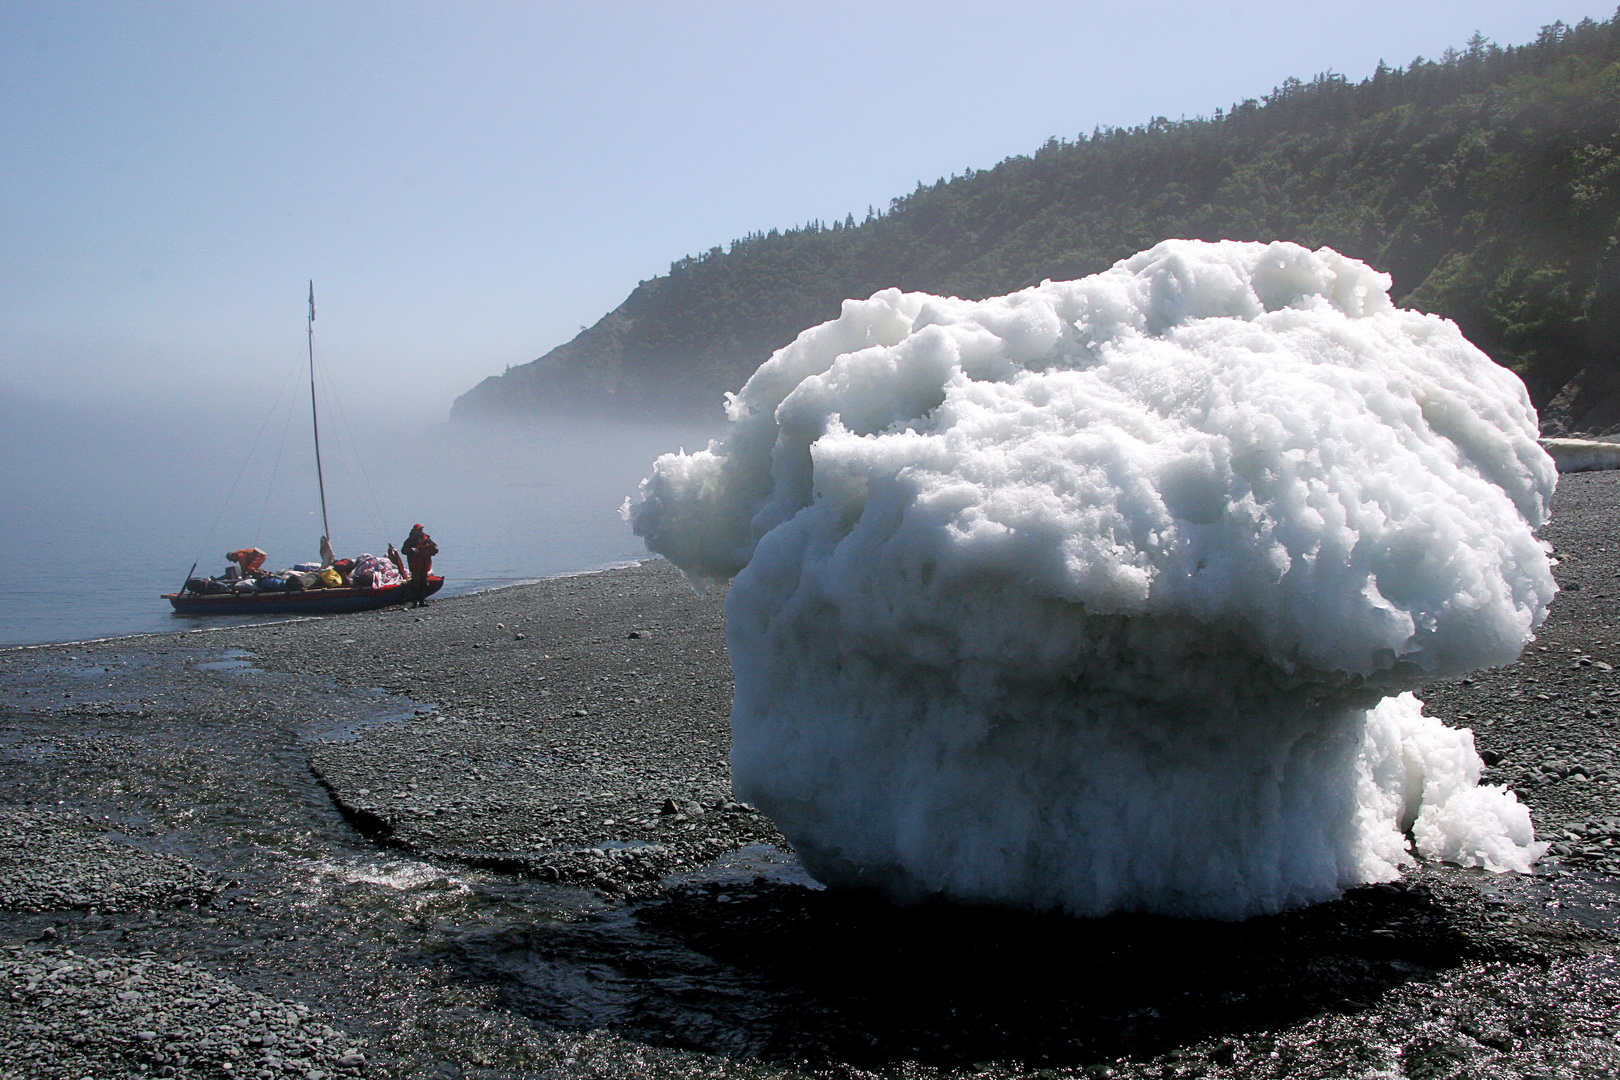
[2,1,1607,417]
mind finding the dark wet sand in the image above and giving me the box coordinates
[2,473,1620,1079]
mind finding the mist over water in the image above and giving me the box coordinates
[0,396,718,648]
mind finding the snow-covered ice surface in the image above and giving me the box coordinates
[629,240,1558,919]
[1541,436,1620,473]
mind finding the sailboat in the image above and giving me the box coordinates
[163,284,444,616]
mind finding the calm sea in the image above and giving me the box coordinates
[0,399,720,649]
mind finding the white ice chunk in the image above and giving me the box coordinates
[629,239,1558,918]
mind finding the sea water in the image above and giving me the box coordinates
[0,397,718,649]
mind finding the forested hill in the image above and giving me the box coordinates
[454,14,1620,434]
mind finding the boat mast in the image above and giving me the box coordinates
[308,281,332,552]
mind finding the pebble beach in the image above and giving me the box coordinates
[3,472,1620,1079]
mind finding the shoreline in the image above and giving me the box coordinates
[0,559,655,656]
[0,480,1618,1077]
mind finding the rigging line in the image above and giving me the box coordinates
[254,374,303,549]
[320,373,387,540]
[188,356,304,570]
[309,281,332,550]
[311,340,390,543]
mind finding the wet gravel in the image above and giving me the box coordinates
[4,945,369,1080]
[255,562,789,901]
[0,807,217,914]
[0,472,1619,1078]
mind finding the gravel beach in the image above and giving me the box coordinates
[3,472,1620,1079]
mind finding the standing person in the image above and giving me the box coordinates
[402,524,439,607]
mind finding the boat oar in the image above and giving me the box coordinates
[177,561,199,595]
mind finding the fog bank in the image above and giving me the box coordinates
[1,396,717,647]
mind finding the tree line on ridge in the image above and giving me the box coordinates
[454,13,1620,435]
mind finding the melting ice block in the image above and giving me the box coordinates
[627,239,1557,918]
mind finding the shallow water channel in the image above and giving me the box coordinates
[0,643,810,1077]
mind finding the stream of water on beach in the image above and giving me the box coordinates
[9,641,1620,1078]
[0,642,816,1077]
[0,398,720,650]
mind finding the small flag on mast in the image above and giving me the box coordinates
[308,281,315,322]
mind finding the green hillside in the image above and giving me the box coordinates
[454,14,1620,434]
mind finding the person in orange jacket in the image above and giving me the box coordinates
[402,524,439,607]
[226,548,267,578]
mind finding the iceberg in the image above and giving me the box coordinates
[627,239,1556,918]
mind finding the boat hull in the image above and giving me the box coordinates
[164,576,444,616]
